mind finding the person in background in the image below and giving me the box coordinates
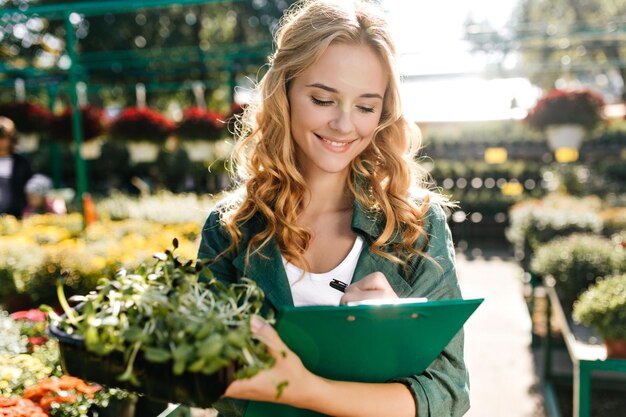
[0,116,32,219]
[198,0,469,416]
[22,174,67,217]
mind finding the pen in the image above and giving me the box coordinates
[329,279,347,293]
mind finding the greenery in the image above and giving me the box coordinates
[464,0,626,93]
[506,194,603,269]
[0,311,27,357]
[573,274,626,340]
[48,240,275,389]
[0,352,54,398]
[0,213,202,308]
[96,190,216,224]
[0,307,132,417]
[428,159,544,183]
[599,207,626,236]
[531,233,623,306]
[525,89,605,131]
[0,1,293,108]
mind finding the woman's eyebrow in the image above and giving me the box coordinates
[305,82,383,100]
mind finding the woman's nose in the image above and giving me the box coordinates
[329,108,353,134]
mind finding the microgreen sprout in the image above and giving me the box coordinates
[51,239,275,387]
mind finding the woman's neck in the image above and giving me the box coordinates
[301,171,352,214]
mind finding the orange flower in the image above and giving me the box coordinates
[0,398,47,417]
[22,375,101,412]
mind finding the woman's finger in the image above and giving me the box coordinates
[250,315,289,359]
[349,272,388,290]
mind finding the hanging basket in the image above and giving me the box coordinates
[545,124,586,151]
[79,139,104,160]
[127,141,160,163]
[16,133,39,153]
[182,140,215,162]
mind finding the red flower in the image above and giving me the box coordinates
[11,309,47,322]
[526,89,605,131]
[28,336,48,346]
[0,102,52,134]
[49,105,108,143]
[177,107,226,141]
[110,106,174,144]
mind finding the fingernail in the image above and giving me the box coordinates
[250,315,264,332]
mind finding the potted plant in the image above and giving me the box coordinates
[573,274,626,359]
[50,105,108,159]
[531,233,621,307]
[47,240,275,408]
[0,101,52,135]
[506,195,603,272]
[525,89,605,151]
[177,107,227,161]
[109,107,174,162]
[0,102,53,152]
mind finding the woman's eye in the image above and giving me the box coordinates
[311,97,334,106]
[357,106,375,114]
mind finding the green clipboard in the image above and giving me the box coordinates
[244,297,483,417]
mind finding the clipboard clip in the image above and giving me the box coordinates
[346,297,428,306]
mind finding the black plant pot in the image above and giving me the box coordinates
[49,323,234,408]
[92,396,138,417]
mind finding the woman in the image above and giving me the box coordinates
[0,116,33,219]
[198,1,469,415]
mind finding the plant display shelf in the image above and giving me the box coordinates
[542,285,626,417]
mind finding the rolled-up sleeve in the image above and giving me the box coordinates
[392,203,470,417]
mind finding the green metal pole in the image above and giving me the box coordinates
[64,13,89,199]
[0,0,243,18]
[228,63,236,106]
[46,83,63,188]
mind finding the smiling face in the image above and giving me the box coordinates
[287,42,387,180]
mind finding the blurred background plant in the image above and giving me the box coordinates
[531,233,623,308]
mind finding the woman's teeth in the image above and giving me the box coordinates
[318,136,351,147]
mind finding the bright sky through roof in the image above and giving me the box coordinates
[383,0,539,122]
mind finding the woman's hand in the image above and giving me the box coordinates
[340,272,398,304]
[224,316,315,406]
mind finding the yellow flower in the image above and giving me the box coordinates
[501,182,523,196]
[91,256,107,270]
[0,366,22,381]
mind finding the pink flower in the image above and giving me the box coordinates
[11,309,47,322]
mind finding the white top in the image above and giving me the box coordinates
[0,157,13,178]
[283,235,365,307]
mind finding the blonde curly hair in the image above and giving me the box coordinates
[221,0,437,274]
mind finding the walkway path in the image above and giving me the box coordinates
[457,251,545,417]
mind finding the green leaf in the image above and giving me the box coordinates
[143,347,172,363]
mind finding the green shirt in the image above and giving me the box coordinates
[198,199,470,417]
